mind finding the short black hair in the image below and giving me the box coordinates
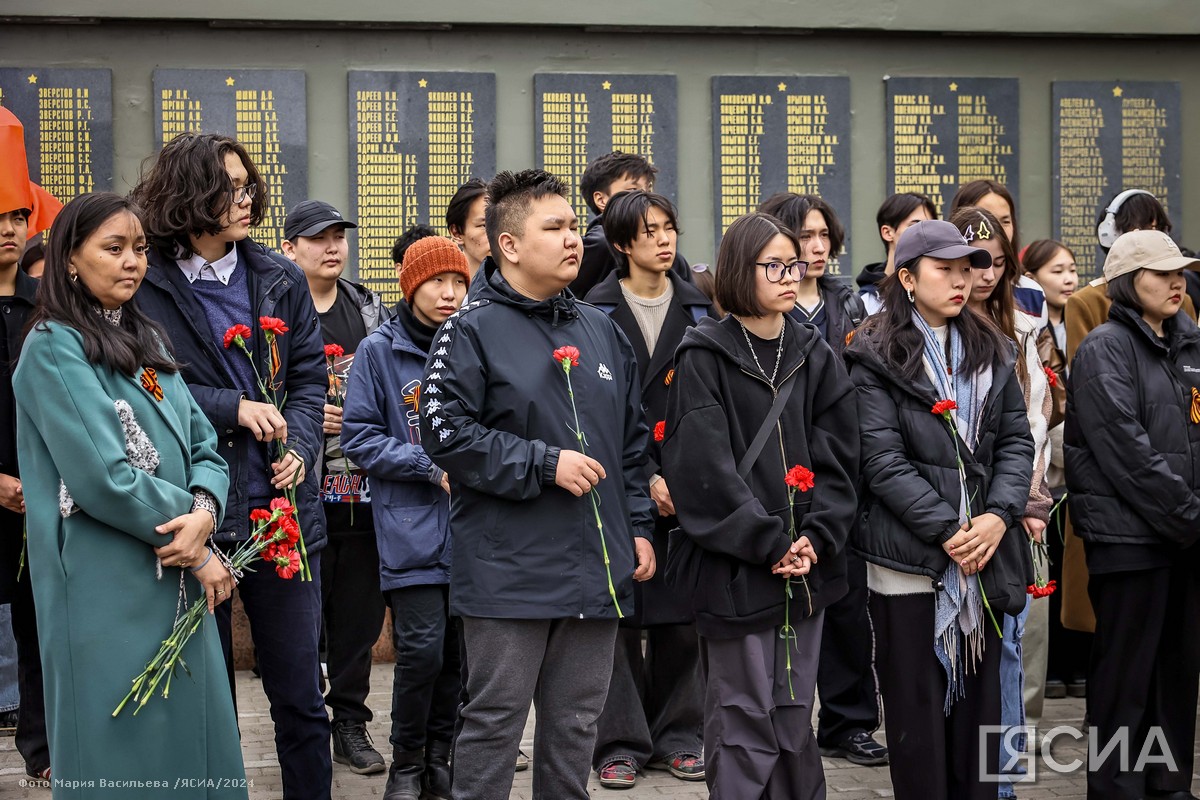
[1106,271,1143,313]
[579,151,658,216]
[876,192,938,252]
[445,179,487,237]
[603,190,680,277]
[1097,191,1173,247]
[757,193,845,258]
[484,169,570,258]
[715,213,800,318]
[391,224,438,266]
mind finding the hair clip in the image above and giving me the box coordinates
[691,263,709,273]
[973,217,993,241]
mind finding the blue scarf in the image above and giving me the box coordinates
[912,311,992,713]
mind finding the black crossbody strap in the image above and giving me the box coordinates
[736,372,797,480]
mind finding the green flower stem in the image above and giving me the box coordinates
[561,358,623,619]
[114,515,295,716]
[943,412,1003,640]
[780,485,813,701]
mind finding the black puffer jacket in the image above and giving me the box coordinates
[419,258,655,620]
[844,327,1034,615]
[1064,302,1200,570]
[661,316,859,638]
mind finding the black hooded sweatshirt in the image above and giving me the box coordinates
[660,315,859,638]
[419,257,655,620]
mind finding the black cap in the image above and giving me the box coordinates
[283,200,357,241]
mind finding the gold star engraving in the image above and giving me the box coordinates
[418,79,428,88]
[225,77,235,86]
[949,82,958,91]
[1112,85,1123,97]
[602,81,612,90]
[27,74,36,84]
[778,82,787,92]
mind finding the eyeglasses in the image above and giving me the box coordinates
[755,260,808,283]
[230,185,257,205]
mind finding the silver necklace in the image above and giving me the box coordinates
[738,317,786,386]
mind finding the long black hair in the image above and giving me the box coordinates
[858,258,1010,383]
[26,192,178,376]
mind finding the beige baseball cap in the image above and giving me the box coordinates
[1103,230,1200,281]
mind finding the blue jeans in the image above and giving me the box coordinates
[0,604,17,712]
[997,596,1031,798]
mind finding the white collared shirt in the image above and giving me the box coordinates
[176,246,239,285]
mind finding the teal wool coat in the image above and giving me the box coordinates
[14,322,247,799]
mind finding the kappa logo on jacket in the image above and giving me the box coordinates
[597,362,613,381]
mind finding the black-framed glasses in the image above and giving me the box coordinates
[231,185,257,205]
[755,260,808,283]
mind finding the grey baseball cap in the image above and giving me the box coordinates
[894,219,992,270]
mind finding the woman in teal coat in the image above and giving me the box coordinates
[13,193,247,798]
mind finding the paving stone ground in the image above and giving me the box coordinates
[3,667,1196,798]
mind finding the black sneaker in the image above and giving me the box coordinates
[0,709,17,737]
[332,721,386,774]
[820,731,889,766]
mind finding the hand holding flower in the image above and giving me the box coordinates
[1021,516,1046,544]
[271,451,306,490]
[554,449,606,497]
[943,512,1006,575]
[192,556,236,614]
[238,398,288,442]
[323,402,343,435]
[772,535,818,576]
[633,537,656,582]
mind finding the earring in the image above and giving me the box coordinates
[906,288,914,303]
[69,272,78,283]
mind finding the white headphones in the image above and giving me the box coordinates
[1096,189,1155,249]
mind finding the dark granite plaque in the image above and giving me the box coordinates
[1052,81,1182,281]
[534,73,678,229]
[711,76,852,279]
[348,71,497,305]
[0,68,113,201]
[885,77,1019,220]
[153,69,308,250]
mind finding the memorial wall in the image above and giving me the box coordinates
[1,19,1196,291]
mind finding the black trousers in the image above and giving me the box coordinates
[1087,563,1200,799]
[871,591,1001,800]
[320,532,386,725]
[385,584,461,751]
[12,566,49,774]
[1045,496,1091,683]
[217,548,331,800]
[816,552,880,745]
[592,625,704,769]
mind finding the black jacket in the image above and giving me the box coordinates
[0,269,37,604]
[585,270,713,625]
[135,240,328,550]
[419,257,655,619]
[844,327,1034,615]
[1064,303,1200,571]
[787,275,866,358]
[661,316,859,638]
[570,215,694,299]
[856,261,887,291]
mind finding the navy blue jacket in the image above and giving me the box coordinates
[419,257,655,619]
[342,314,450,591]
[135,240,328,550]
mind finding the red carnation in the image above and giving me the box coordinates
[274,547,302,579]
[324,343,345,359]
[1043,365,1058,388]
[1028,579,1057,599]
[931,399,957,417]
[269,496,295,517]
[249,508,273,524]
[259,316,289,336]
[223,324,252,350]
[277,515,301,545]
[784,464,815,492]
[552,345,580,368]
[653,420,666,442]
